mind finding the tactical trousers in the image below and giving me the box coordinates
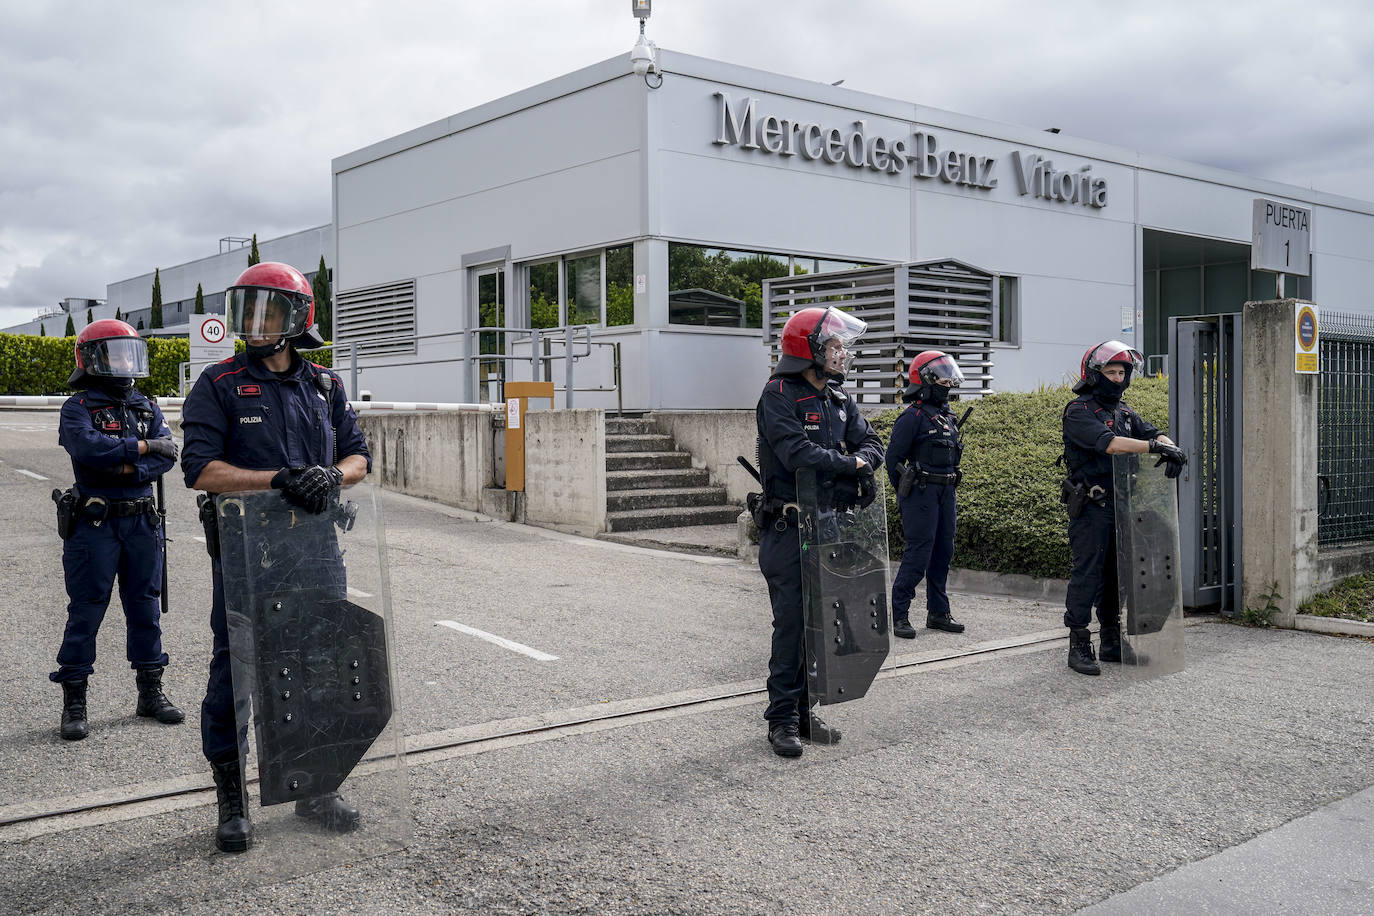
[1064,500,1120,630]
[201,560,242,765]
[891,482,956,621]
[759,522,811,727]
[51,513,168,682]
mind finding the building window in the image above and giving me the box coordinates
[995,276,1020,346]
[668,244,876,328]
[521,245,634,329]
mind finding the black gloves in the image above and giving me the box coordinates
[1148,439,1187,479]
[856,466,877,508]
[143,437,178,460]
[271,465,344,514]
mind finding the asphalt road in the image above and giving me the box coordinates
[1,409,1371,914]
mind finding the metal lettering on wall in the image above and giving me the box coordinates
[712,91,1107,209]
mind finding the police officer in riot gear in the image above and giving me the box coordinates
[181,262,371,852]
[52,319,183,740]
[755,306,884,758]
[1061,341,1185,675]
[886,350,966,639]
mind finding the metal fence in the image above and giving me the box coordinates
[1318,310,1374,548]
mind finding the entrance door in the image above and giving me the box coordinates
[471,266,505,403]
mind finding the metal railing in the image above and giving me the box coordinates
[1318,311,1374,548]
[176,327,623,410]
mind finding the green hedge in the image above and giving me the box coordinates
[0,333,333,398]
[872,377,1170,579]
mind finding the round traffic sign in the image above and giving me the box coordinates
[1296,306,1318,352]
[202,317,226,344]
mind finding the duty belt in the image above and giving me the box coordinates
[916,469,961,487]
[81,495,156,518]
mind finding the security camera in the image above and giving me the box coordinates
[630,34,658,78]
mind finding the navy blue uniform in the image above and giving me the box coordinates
[756,375,883,728]
[180,352,370,765]
[51,388,175,682]
[885,401,962,623]
[1061,393,1159,631]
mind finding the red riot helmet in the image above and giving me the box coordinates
[225,261,324,358]
[1073,339,1144,393]
[902,349,965,401]
[775,306,867,380]
[68,319,149,389]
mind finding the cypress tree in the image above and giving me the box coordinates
[115,307,122,321]
[312,256,332,339]
[194,283,205,314]
[64,314,75,336]
[150,268,164,328]
[248,234,261,266]
[86,307,93,325]
[39,323,46,337]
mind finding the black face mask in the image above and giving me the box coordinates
[1092,375,1128,404]
[94,375,135,393]
[923,384,951,406]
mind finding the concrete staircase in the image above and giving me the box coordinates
[604,417,742,532]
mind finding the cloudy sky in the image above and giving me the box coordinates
[2,0,1370,327]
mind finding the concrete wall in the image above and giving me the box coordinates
[523,409,606,535]
[356,410,495,511]
[1240,299,1321,627]
[648,409,758,503]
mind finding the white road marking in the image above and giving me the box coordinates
[435,620,559,662]
[15,469,47,480]
[346,586,374,599]
[192,536,206,543]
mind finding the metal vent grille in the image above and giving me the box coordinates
[764,259,997,405]
[334,280,417,357]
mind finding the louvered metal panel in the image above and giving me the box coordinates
[334,280,418,357]
[764,259,999,405]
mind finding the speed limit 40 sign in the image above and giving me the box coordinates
[191,314,234,363]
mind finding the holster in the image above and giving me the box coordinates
[197,493,221,559]
[51,488,79,540]
[897,464,918,498]
[1060,478,1088,519]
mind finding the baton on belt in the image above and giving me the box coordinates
[155,475,169,614]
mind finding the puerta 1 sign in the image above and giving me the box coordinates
[712,92,1108,209]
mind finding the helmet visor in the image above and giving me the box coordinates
[81,337,149,378]
[814,307,866,378]
[226,287,311,343]
[918,353,966,387]
[1087,340,1144,376]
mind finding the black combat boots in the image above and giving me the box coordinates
[926,613,965,633]
[295,792,361,832]
[1067,628,1100,676]
[59,679,89,741]
[1099,628,1148,665]
[893,618,918,639]
[210,758,253,853]
[768,722,804,758]
[135,668,185,724]
[799,712,842,745]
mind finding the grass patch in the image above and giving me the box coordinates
[1299,574,1374,623]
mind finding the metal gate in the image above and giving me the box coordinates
[1318,311,1374,547]
[1169,314,1243,614]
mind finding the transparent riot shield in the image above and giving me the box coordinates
[1112,455,1186,680]
[216,482,409,872]
[796,467,892,706]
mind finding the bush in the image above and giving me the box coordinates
[872,376,1170,579]
[0,332,333,398]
